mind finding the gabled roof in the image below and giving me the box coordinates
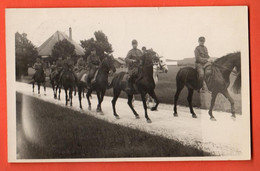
[37,31,85,57]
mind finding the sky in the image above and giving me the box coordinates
[6,7,248,60]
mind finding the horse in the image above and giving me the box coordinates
[60,64,77,106]
[173,52,241,121]
[32,68,46,95]
[77,54,116,111]
[49,69,61,99]
[109,50,159,123]
[146,55,168,108]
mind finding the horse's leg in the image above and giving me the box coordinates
[148,90,159,111]
[43,82,46,96]
[112,89,121,119]
[69,87,73,106]
[187,88,197,118]
[127,94,140,119]
[222,89,236,119]
[173,84,184,117]
[78,86,82,109]
[96,91,102,113]
[98,90,105,113]
[65,89,68,106]
[52,82,56,99]
[208,91,218,121]
[38,83,40,95]
[32,82,34,93]
[74,85,77,96]
[141,92,151,123]
[86,89,92,110]
[58,85,61,100]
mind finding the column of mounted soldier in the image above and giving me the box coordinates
[31,36,241,123]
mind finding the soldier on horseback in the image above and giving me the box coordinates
[50,56,64,80]
[194,36,210,92]
[60,56,77,82]
[75,56,86,72]
[86,48,101,88]
[32,57,45,81]
[125,39,143,93]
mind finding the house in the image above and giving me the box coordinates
[37,27,85,58]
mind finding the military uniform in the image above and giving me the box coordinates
[194,44,210,85]
[76,57,86,71]
[32,61,45,80]
[60,58,77,81]
[87,54,101,84]
[63,58,75,70]
[33,62,43,71]
[125,48,143,77]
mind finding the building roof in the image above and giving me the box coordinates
[37,31,85,57]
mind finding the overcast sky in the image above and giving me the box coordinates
[6,7,248,60]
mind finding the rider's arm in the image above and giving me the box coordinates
[194,47,208,64]
[125,51,135,64]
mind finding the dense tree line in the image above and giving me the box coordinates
[15,32,38,78]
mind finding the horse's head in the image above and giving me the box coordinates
[101,53,116,74]
[158,56,168,73]
[143,49,156,67]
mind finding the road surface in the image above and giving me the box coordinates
[15,82,250,157]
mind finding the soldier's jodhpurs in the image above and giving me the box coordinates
[195,63,205,87]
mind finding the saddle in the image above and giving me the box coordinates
[75,69,89,83]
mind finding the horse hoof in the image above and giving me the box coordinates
[146,119,152,123]
[135,115,140,119]
[210,117,217,121]
[231,115,236,121]
[115,115,120,119]
[173,113,178,117]
[192,114,197,118]
[151,107,158,111]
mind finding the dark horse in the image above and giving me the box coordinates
[32,68,46,95]
[77,54,116,111]
[49,69,61,99]
[174,52,241,121]
[60,64,77,106]
[109,50,159,123]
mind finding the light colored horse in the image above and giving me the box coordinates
[146,56,168,108]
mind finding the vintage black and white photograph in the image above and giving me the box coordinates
[6,7,250,162]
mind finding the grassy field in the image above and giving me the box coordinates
[21,65,241,113]
[16,92,210,159]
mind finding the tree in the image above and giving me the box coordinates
[52,39,76,60]
[15,32,38,78]
[80,31,113,60]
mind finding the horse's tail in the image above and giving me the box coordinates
[232,72,241,94]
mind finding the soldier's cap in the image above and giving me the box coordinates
[132,39,138,44]
[198,36,205,42]
[142,46,146,50]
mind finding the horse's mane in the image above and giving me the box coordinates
[214,51,241,64]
